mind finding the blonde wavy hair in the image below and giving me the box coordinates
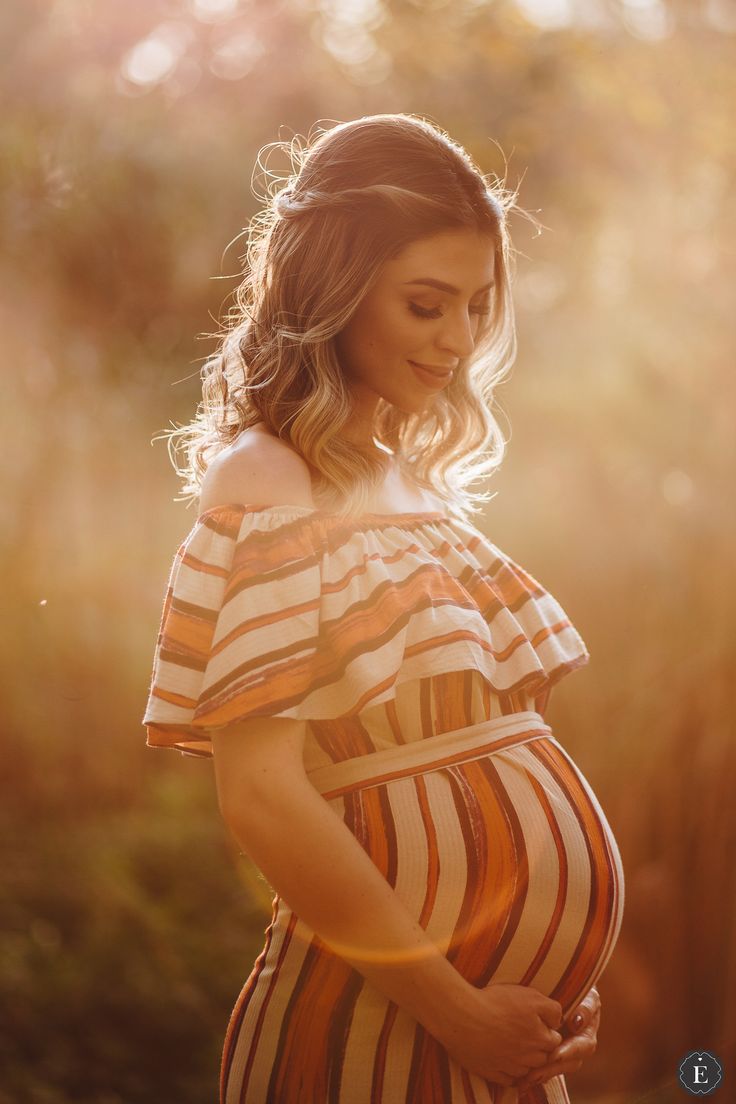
[167,113,530,521]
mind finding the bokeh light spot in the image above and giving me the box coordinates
[621,0,673,40]
[192,0,240,21]
[122,38,177,86]
[514,0,574,31]
[120,22,194,88]
[210,31,265,80]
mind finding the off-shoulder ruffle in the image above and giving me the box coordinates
[142,503,589,756]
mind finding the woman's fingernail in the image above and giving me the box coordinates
[572,1013,584,1031]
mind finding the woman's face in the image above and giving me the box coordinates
[335,226,496,434]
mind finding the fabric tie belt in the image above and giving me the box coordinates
[307,710,553,801]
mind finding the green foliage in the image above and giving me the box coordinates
[0,778,271,1102]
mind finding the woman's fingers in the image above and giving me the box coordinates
[555,1016,599,1062]
[496,1046,564,1083]
[528,1047,561,1068]
[507,1063,536,1079]
[440,982,570,1084]
[536,996,565,1031]
[487,1070,516,1087]
[517,1053,584,1088]
[568,986,600,1027]
[509,989,600,1090]
[517,1021,598,1088]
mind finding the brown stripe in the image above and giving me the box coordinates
[406,1024,453,1103]
[199,570,468,699]
[547,740,624,998]
[370,1001,400,1103]
[531,740,618,1010]
[238,905,298,1103]
[414,774,440,929]
[158,648,208,673]
[459,758,530,987]
[460,1066,479,1103]
[520,761,570,985]
[325,969,364,1104]
[201,505,245,537]
[179,552,230,580]
[145,506,590,747]
[266,941,357,1101]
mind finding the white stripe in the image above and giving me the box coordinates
[420,770,472,955]
[223,900,309,1104]
[488,750,566,988]
[511,742,594,998]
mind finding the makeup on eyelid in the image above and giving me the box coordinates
[409,301,491,320]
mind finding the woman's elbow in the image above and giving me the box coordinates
[217,777,275,837]
[216,767,311,842]
[210,716,309,832]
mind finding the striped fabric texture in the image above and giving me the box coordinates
[142,504,625,1103]
[221,720,624,1104]
[143,504,591,757]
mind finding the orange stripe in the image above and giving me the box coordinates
[414,774,440,930]
[445,758,522,982]
[520,765,569,984]
[144,505,590,749]
[532,740,619,1008]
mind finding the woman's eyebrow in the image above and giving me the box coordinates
[403,277,495,295]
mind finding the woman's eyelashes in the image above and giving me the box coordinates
[408,301,491,320]
[409,302,442,319]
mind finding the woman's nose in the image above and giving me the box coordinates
[436,308,476,359]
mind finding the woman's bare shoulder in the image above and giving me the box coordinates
[198,425,315,514]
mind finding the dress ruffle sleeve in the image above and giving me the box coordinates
[142,503,590,757]
[143,504,331,756]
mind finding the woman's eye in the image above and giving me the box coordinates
[409,302,442,319]
[409,301,492,320]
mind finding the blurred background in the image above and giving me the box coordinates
[2,0,734,1101]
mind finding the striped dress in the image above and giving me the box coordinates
[143,503,625,1104]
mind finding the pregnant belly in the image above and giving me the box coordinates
[337,736,625,1020]
[222,734,625,1103]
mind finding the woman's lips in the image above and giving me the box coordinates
[409,361,454,388]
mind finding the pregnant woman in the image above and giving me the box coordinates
[143,113,624,1102]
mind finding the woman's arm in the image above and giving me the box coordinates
[210,715,564,1085]
[199,444,563,1083]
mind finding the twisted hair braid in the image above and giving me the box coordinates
[273,182,451,221]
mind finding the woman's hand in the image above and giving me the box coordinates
[514,986,601,1092]
[434,981,565,1087]
[212,719,562,1086]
